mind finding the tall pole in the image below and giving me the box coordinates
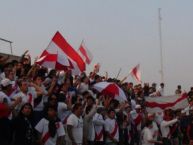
[158,8,164,83]
[0,37,13,54]
[115,68,122,79]
[10,42,13,55]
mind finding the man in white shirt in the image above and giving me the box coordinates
[160,113,178,145]
[35,105,65,145]
[157,83,165,96]
[141,120,162,145]
[83,104,97,145]
[11,78,42,115]
[104,109,119,145]
[93,107,105,145]
[67,103,83,145]
[148,113,159,144]
[0,78,21,118]
[0,78,13,105]
[130,104,143,145]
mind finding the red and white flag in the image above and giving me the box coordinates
[93,82,127,102]
[36,31,86,75]
[129,64,141,83]
[145,93,189,113]
[78,41,93,64]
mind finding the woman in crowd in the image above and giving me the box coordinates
[35,104,65,145]
[12,103,36,145]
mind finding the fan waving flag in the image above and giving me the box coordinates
[36,48,69,70]
[129,64,141,83]
[78,40,93,64]
[37,31,86,75]
[93,82,127,102]
[145,93,189,113]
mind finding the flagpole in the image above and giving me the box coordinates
[115,68,122,79]
[158,8,164,83]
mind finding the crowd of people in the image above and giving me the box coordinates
[0,51,193,145]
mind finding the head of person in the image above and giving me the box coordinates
[43,104,58,122]
[147,113,155,121]
[33,75,43,86]
[108,109,116,119]
[17,78,29,93]
[19,103,33,118]
[1,78,12,93]
[48,94,58,106]
[94,75,101,83]
[86,95,95,106]
[160,83,164,88]
[135,104,141,113]
[128,82,133,89]
[177,85,181,90]
[97,106,105,114]
[81,75,89,84]
[44,104,58,137]
[163,109,172,121]
[72,103,83,117]
[7,69,15,81]
[85,105,93,115]
[3,63,13,78]
[152,83,157,88]
[48,69,57,79]
[125,103,131,113]
[145,120,153,129]
[82,91,90,99]
[60,78,71,92]
[22,55,31,65]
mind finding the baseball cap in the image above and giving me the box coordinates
[135,104,141,109]
[1,78,12,87]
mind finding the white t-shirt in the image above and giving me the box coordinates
[12,87,37,110]
[155,112,164,125]
[141,127,154,145]
[34,85,48,111]
[104,118,119,143]
[0,91,11,104]
[67,113,83,144]
[130,110,142,131]
[93,113,105,141]
[78,83,89,93]
[131,99,136,110]
[35,118,65,145]
[160,119,178,138]
[57,102,68,121]
[150,121,159,140]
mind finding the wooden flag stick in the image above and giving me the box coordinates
[115,68,122,79]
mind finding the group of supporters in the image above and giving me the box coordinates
[0,52,193,145]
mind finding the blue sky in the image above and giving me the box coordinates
[1,0,193,94]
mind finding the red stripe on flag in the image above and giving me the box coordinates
[52,32,85,72]
[55,61,68,71]
[36,50,57,67]
[79,45,91,64]
[145,93,188,110]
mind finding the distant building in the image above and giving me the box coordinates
[0,52,20,62]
